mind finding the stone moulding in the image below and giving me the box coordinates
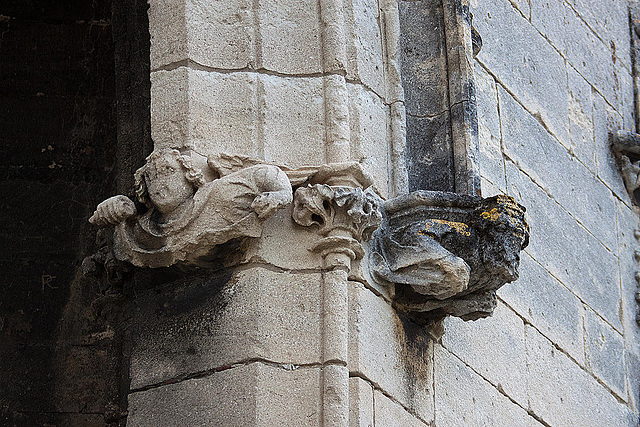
[370,190,529,323]
[88,149,293,268]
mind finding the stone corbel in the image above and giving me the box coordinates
[370,191,529,327]
[88,149,293,268]
[612,130,640,206]
[291,163,383,270]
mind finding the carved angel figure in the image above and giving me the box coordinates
[90,149,293,268]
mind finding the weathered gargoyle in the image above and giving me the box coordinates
[89,149,292,268]
[371,191,529,324]
[612,130,640,206]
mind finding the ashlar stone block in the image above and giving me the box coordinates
[348,377,374,427]
[129,267,322,389]
[442,301,528,406]
[497,251,585,365]
[150,68,259,157]
[472,0,570,147]
[526,325,636,427]
[617,199,640,350]
[500,85,617,252]
[149,0,254,70]
[434,344,535,427]
[567,63,596,172]
[127,362,321,426]
[565,0,631,71]
[260,74,325,167]
[258,0,322,74]
[593,91,629,204]
[584,306,627,399]
[374,389,429,427]
[506,160,622,331]
[475,62,506,190]
[347,82,390,198]
[348,281,434,423]
[345,0,385,98]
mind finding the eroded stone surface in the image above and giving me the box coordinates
[90,150,292,268]
[371,190,529,323]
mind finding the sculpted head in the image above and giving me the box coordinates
[134,149,205,214]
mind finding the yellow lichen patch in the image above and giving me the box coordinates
[417,219,471,237]
[480,208,501,222]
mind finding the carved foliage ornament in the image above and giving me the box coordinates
[290,163,383,269]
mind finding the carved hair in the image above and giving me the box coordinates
[134,149,206,206]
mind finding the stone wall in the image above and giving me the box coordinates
[2,0,639,426]
[434,0,639,425]
[126,0,640,425]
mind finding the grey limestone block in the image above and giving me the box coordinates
[127,362,321,427]
[129,267,322,389]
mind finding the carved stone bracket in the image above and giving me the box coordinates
[88,149,293,268]
[612,130,640,206]
[371,191,529,324]
[291,165,383,269]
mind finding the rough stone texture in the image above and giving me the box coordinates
[584,306,627,399]
[372,191,528,322]
[345,0,385,98]
[348,377,374,427]
[348,282,435,424]
[129,267,321,389]
[127,362,321,426]
[506,160,622,331]
[497,252,585,365]
[500,85,618,252]
[526,325,636,426]
[442,301,528,406]
[434,344,536,427]
[348,82,391,198]
[374,389,428,427]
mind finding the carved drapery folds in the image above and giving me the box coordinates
[89,149,293,268]
[371,191,529,323]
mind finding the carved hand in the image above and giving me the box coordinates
[251,191,290,219]
[89,195,137,227]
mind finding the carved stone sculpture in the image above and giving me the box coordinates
[371,191,529,323]
[291,163,383,269]
[612,130,640,206]
[89,149,293,268]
